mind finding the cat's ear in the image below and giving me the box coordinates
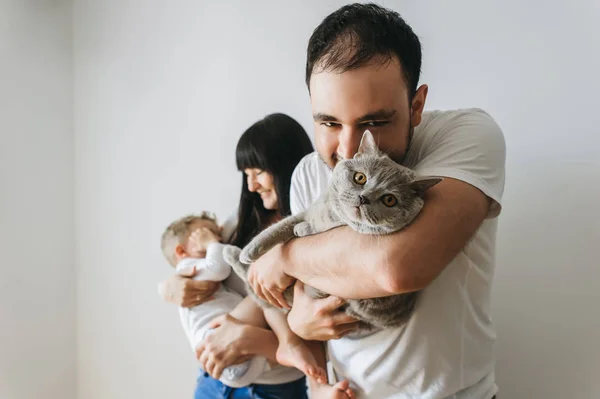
[409,177,443,197]
[355,130,381,158]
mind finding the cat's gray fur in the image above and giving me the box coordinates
[223,130,442,335]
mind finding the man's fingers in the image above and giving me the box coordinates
[248,269,258,295]
[253,281,268,302]
[331,311,359,326]
[320,295,346,313]
[262,286,281,308]
[293,280,305,295]
[272,288,290,309]
[333,322,360,339]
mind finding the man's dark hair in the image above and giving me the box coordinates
[305,3,422,98]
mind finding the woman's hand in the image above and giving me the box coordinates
[158,267,220,307]
[287,281,360,341]
[195,314,274,380]
[247,244,295,309]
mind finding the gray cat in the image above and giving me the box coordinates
[223,130,441,334]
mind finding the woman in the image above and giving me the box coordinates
[161,113,315,399]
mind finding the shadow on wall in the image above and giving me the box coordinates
[493,160,599,398]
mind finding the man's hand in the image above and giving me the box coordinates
[287,281,360,341]
[158,267,219,307]
[247,244,295,309]
[189,227,220,253]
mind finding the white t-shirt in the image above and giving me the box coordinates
[290,108,506,399]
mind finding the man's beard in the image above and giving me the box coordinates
[317,152,334,171]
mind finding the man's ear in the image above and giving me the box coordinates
[410,84,428,127]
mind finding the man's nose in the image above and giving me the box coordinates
[337,127,363,159]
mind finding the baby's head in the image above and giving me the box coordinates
[160,212,221,267]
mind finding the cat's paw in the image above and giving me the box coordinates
[239,244,261,264]
[294,222,315,237]
[222,245,241,266]
[223,245,249,278]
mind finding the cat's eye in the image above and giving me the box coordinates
[381,194,397,207]
[353,172,367,185]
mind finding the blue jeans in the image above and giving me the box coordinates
[194,371,308,399]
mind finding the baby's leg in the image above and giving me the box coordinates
[200,297,270,387]
[228,295,268,328]
[263,307,327,384]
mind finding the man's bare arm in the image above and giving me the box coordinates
[281,177,491,299]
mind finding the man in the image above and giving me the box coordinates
[246,3,505,398]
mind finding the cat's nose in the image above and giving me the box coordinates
[359,195,370,205]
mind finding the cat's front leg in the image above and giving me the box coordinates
[294,218,345,237]
[293,221,317,237]
[240,214,305,264]
[223,245,249,280]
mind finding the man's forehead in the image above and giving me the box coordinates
[309,62,409,118]
[309,57,407,90]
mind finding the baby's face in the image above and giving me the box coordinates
[183,219,221,258]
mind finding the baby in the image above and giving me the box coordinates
[160,212,327,390]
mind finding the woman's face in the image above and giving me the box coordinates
[244,168,278,210]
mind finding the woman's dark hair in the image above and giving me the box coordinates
[229,113,314,248]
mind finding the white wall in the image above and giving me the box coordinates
[0,1,75,399]
[73,1,600,399]
[407,2,600,398]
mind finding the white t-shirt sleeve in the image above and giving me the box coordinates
[197,243,232,281]
[413,108,506,218]
[290,159,310,215]
[175,245,232,282]
[221,210,238,242]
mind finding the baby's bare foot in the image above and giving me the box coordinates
[276,341,327,384]
[310,379,356,399]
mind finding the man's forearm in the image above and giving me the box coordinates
[281,226,401,299]
[282,178,491,300]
